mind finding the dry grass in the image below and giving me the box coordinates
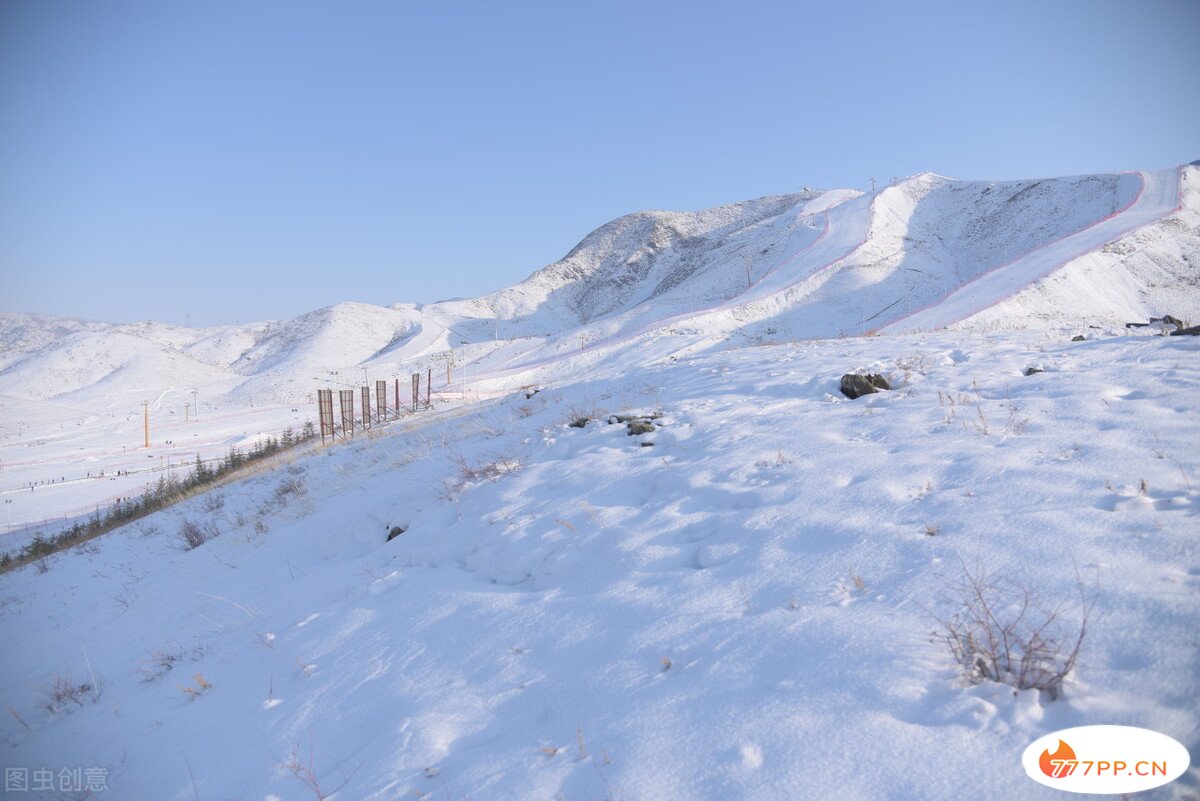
[136,640,208,682]
[436,452,526,500]
[282,743,359,800]
[39,673,103,714]
[273,476,307,505]
[178,672,212,699]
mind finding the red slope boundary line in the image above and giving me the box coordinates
[873,168,1184,334]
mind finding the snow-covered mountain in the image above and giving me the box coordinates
[1,163,1198,535]
[3,165,1196,408]
[2,164,1199,800]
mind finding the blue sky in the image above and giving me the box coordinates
[2,0,1197,326]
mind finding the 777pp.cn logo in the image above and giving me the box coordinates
[1023,726,1189,794]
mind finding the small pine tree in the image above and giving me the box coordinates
[192,454,208,485]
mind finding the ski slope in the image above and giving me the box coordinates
[878,168,1185,334]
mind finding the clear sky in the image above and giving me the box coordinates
[2,0,1197,327]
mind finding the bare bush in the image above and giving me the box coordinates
[464,418,506,439]
[563,400,606,429]
[177,518,221,550]
[448,453,524,485]
[895,352,935,386]
[282,743,358,800]
[967,403,990,436]
[136,640,207,682]
[273,476,307,505]
[39,673,103,714]
[937,390,977,424]
[932,563,1092,699]
[201,493,226,515]
[1003,405,1030,435]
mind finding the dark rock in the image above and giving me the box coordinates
[568,417,590,428]
[1170,325,1200,336]
[640,442,654,448]
[1071,335,1086,342]
[387,525,406,542]
[1023,367,1044,376]
[525,388,541,399]
[626,419,656,435]
[1126,315,1186,331]
[610,411,663,425]
[840,373,890,399]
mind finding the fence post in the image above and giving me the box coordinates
[338,390,355,438]
[317,389,334,445]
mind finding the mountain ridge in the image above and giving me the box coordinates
[2,164,1197,404]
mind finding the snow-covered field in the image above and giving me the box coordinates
[1,330,1197,799]
[1,163,1198,799]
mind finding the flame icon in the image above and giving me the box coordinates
[1039,740,1078,778]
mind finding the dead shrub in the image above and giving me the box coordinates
[177,518,221,550]
[273,476,307,505]
[136,640,207,682]
[931,562,1092,699]
[39,673,103,714]
[201,493,226,515]
[448,452,524,484]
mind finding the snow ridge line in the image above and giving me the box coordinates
[471,192,879,383]
[874,168,1184,334]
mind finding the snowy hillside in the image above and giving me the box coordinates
[3,166,1195,402]
[0,168,1186,532]
[1,330,1197,799]
[1,161,1199,799]
[3,164,1198,539]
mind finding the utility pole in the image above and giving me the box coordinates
[447,351,454,386]
[143,401,150,449]
[191,390,198,421]
[870,176,876,193]
[459,342,468,397]
[185,403,190,423]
